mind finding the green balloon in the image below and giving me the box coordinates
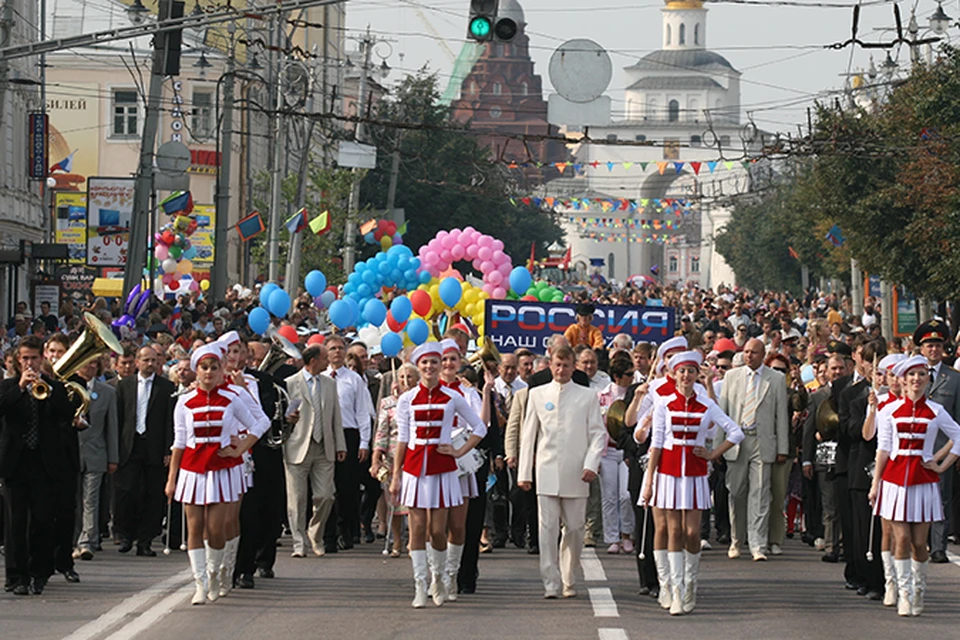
[551,293,564,302]
[538,288,553,302]
[169,245,183,259]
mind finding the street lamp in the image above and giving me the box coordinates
[193,51,212,77]
[929,3,952,35]
[127,0,150,25]
[880,51,899,80]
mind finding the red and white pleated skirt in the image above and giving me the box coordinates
[874,480,943,523]
[400,470,463,510]
[175,466,247,505]
[646,471,711,511]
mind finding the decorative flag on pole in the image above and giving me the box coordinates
[825,225,845,247]
[160,191,193,215]
[236,211,265,242]
[650,264,660,276]
[788,246,800,260]
[284,207,309,234]
[561,246,572,271]
[49,150,76,173]
[397,220,408,236]
[359,218,378,235]
[526,242,536,273]
[309,210,331,236]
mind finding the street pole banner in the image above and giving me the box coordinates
[484,300,676,353]
[86,177,135,267]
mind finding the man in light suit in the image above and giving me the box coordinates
[718,338,789,561]
[73,359,118,560]
[283,345,345,558]
[518,346,606,599]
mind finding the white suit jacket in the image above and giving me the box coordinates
[717,365,789,463]
[283,371,345,465]
[518,380,606,498]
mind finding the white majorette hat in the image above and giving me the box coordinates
[411,342,443,365]
[439,338,460,356]
[668,350,704,372]
[658,336,689,359]
[191,344,223,372]
[217,330,241,348]
[877,353,907,372]
[891,354,928,378]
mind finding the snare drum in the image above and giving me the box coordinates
[452,428,485,477]
[815,441,837,469]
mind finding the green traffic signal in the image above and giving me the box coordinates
[469,16,492,39]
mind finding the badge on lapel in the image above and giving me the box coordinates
[545,402,555,411]
[91,391,99,401]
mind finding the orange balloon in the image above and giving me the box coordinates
[307,334,325,346]
[277,325,300,344]
[439,266,463,282]
[410,289,433,317]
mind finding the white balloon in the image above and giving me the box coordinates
[162,258,178,273]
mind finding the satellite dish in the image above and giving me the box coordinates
[549,39,612,104]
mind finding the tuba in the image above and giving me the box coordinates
[54,312,124,421]
[259,327,302,449]
[467,337,501,373]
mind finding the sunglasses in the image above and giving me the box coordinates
[772,367,789,374]
[716,364,731,371]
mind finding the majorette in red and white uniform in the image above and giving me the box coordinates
[397,343,486,509]
[173,345,270,505]
[647,351,743,510]
[215,332,269,487]
[875,355,960,522]
[634,337,710,444]
[439,339,486,499]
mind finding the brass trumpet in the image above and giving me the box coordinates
[28,367,50,401]
[467,337,501,372]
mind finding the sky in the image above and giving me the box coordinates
[344,0,960,135]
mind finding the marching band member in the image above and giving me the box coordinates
[642,351,743,615]
[869,355,960,617]
[438,338,488,601]
[165,345,268,605]
[389,343,485,609]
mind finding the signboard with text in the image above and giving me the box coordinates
[86,177,135,267]
[484,300,675,354]
[54,191,88,263]
[28,113,48,179]
[190,204,216,265]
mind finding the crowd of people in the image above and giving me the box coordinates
[2,279,960,619]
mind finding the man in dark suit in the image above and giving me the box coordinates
[913,320,960,563]
[114,346,175,556]
[827,339,859,588]
[843,340,886,600]
[1,336,73,595]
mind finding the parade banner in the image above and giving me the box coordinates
[484,300,675,353]
[53,191,87,263]
[86,177,135,267]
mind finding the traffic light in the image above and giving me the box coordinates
[154,0,184,76]
[468,0,497,42]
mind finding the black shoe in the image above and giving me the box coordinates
[118,540,133,553]
[136,545,157,557]
[649,587,659,599]
[29,577,46,595]
[238,574,255,589]
[12,584,29,596]
[62,570,80,583]
[856,586,868,596]
[459,585,476,595]
[364,531,375,544]
[492,539,507,549]
[527,545,540,555]
[325,543,339,554]
[821,552,839,563]
[801,534,814,546]
[865,590,882,601]
[513,539,526,549]
[717,535,731,545]
[844,581,860,591]
[638,586,650,595]
[352,536,361,545]
[930,550,949,564]
[256,568,275,579]
[786,532,795,539]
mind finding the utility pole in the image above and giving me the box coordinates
[266,12,285,282]
[211,23,236,303]
[342,26,373,276]
[881,280,894,341]
[850,258,863,317]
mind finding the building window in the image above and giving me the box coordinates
[668,99,680,122]
[695,24,700,45]
[647,99,658,119]
[489,106,502,119]
[691,256,701,273]
[470,81,478,97]
[112,89,139,138]
[666,24,671,45]
[720,135,731,147]
[191,90,214,140]
[635,134,647,142]
[690,135,702,147]
[679,24,686,45]
[669,255,678,273]
[664,139,680,160]
[688,99,699,121]
[606,134,618,142]
[493,82,502,96]
[521,82,528,96]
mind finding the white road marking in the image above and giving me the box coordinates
[588,587,620,617]
[62,569,192,640]
[581,547,608,582]
[598,630,629,640]
[947,550,960,567]
[103,583,195,640]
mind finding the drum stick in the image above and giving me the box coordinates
[866,514,875,562]
[383,500,394,556]
[163,499,172,555]
[179,504,187,552]
[638,506,649,560]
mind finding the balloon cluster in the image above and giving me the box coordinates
[152,192,210,295]
[418,227,513,300]
[337,245,425,330]
[363,219,403,251]
[112,283,151,336]
[304,270,339,310]
[516,280,565,303]
[247,282,291,335]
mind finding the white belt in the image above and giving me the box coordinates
[895,449,923,457]
[194,437,223,444]
[896,432,924,440]
[412,438,441,446]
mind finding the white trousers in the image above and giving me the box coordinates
[537,495,586,594]
[725,433,772,553]
[599,451,634,543]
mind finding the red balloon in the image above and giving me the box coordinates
[378,219,390,232]
[325,286,339,299]
[521,295,538,301]
[168,280,180,291]
[307,334,325,346]
[277,325,300,344]
[385,222,397,235]
[386,310,407,332]
[410,290,433,317]
[373,230,384,241]
[161,231,175,246]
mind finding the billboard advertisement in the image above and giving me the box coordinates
[54,191,87,263]
[86,177,135,267]
[190,204,216,265]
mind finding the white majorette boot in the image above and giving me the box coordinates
[410,550,429,608]
[893,558,912,617]
[881,551,896,607]
[187,548,207,605]
[682,550,701,613]
[444,543,464,602]
[428,546,447,606]
[911,558,927,617]
[219,536,238,597]
[206,546,224,603]
[668,551,685,616]
[654,549,672,610]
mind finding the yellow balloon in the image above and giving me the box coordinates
[478,291,490,301]
[477,324,485,337]
[464,289,478,304]
[177,259,193,274]
[380,235,393,250]
[199,279,210,291]
[464,302,475,317]
[460,280,470,291]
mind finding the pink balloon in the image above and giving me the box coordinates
[480,260,494,273]
[493,287,507,299]
[492,239,504,252]
[436,230,448,242]
[478,235,493,249]
[425,251,440,265]
[189,280,200,292]
[478,247,492,261]
[451,244,465,261]
[440,249,452,264]
[459,234,473,248]
[472,259,482,271]
[498,262,512,276]
[463,226,476,235]
[449,228,461,242]
[441,235,455,249]
[492,250,506,263]
[488,270,503,285]
[466,244,480,260]
[483,283,495,294]
[154,245,169,260]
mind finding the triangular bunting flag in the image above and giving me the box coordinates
[521,197,532,206]
[397,221,408,236]
[284,207,309,234]
[623,162,634,170]
[555,162,566,173]
[690,162,702,175]
[674,162,684,174]
[656,162,668,175]
[639,162,649,172]
[590,161,600,169]
[606,162,615,172]
[724,161,736,171]
[707,161,718,173]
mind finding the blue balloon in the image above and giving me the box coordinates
[410,257,421,269]
[364,231,375,244]
[406,318,429,345]
[344,297,361,326]
[397,257,410,271]
[259,282,279,308]
[390,296,412,324]
[248,307,271,335]
[319,290,336,308]
[381,332,403,358]
[363,299,387,326]
[439,277,462,308]
[378,261,391,275]
[268,288,291,317]
[183,246,198,260]
[328,300,354,329]
[355,262,367,273]
[362,270,376,284]
[357,283,371,298]
[305,270,327,297]
[419,271,432,285]
[509,266,532,296]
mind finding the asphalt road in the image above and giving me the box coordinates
[3,536,960,640]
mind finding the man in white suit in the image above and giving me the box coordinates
[518,346,606,598]
[718,338,789,561]
[283,345,346,558]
